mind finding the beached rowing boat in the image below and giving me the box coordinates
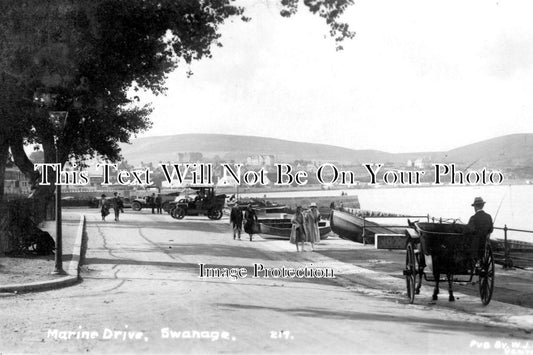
[329,209,399,244]
[258,219,331,240]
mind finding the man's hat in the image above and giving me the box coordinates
[309,202,317,208]
[471,197,486,206]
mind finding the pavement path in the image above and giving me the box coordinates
[0,209,532,354]
[0,212,82,289]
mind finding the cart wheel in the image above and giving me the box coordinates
[171,207,185,220]
[479,244,495,305]
[405,241,416,304]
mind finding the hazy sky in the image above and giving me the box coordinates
[137,0,533,153]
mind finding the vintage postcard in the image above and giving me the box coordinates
[1,1,533,354]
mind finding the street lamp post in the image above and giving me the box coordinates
[49,111,69,275]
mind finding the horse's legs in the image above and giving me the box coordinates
[447,274,455,301]
[415,253,424,294]
[416,268,423,295]
[432,281,439,300]
[432,257,439,301]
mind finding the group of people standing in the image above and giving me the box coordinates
[99,192,165,221]
[99,192,124,222]
[290,203,321,252]
[229,202,322,252]
[147,193,163,214]
[230,204,258,241]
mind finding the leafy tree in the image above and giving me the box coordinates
[280,0,355,50]
[0,0,243,203]
[0,0,354,203]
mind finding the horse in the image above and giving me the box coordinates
[407,220,456,302]
[429,254,456,302]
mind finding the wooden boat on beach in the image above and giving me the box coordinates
[329,209,400,244]
[258,219,331,240]
[232,195,360,217]
[230,199,289,214]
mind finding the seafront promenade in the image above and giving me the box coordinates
[1,209,532,353]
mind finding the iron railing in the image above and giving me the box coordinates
[345,208,533,269]
[492,225,533,269]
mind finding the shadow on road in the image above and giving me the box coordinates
[160,243,298,261]
[88,218,227,233]
[318,248,533,309]
[217,302,529,338]
[82,257,338,287]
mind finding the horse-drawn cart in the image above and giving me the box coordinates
[403,222,495,305]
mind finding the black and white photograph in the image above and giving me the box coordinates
[1,0,533,354]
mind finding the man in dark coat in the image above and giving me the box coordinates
[155,194,163,214]
[244,204,258,242]
[150,193,156,214]
[112,192,122,222]
[230,205,243,240]
[467,197,493,258]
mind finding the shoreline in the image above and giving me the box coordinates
[218,180,532,195]
[234,182,532,199]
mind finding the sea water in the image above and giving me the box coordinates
[242,184,533,243]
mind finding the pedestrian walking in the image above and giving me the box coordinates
[290,206,306,252]
[244,204,258,242]
[112,192,122,221]
[99,194,109,221]
[230,205,243,240]
[155,194,163,214]
[119,193,125,213]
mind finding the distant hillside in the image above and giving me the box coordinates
[119,134,406,165]
[443,134,533,168]
[119,133,533,168]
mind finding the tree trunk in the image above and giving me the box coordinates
[10,134,56,220]
[10,134,38,183]
[0,133,9,202]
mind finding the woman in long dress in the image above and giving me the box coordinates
[99,194,109,221]
[290,206,306,252]
[303,202,321,251]
[244,204,258,241]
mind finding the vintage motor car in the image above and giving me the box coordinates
[168,186,226,220]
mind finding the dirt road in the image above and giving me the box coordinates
[0,209,531,354]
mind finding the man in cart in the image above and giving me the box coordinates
[467,197,493,259]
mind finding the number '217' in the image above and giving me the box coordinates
[270,331,293,340]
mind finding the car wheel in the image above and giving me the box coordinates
[171,207,185,219]
[132,202,142,211]
[208,209,223,220]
